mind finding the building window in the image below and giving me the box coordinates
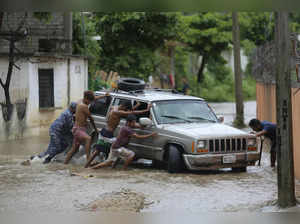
[38,69,54,108]
[38,39,56,52]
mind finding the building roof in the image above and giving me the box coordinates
[95,89,204,102]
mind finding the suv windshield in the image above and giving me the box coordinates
[153,100,217,124]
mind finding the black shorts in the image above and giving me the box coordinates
[100,128,114,138]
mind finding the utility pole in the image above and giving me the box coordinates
[275,12,296,208]
[232,12,244,128]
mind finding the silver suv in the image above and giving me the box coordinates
[89,89,259,173]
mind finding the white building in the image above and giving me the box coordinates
[0,13,88,141]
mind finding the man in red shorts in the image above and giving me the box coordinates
[64,90,109,164]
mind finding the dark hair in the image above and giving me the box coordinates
[121,101,132,111]
[249,119,261,128]
[127,114,136,122]
[84,91,95,101]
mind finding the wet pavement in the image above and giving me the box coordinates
[0,101,299,213]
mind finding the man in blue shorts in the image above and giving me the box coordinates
[249,119,277,167]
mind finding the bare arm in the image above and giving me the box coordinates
[132,104,152,115]
[85,107,98,133]
[132,101,141,111]
[132,132,157,139]
[254,130,267,137]
[95,92,110,100]
[114,104,151,116]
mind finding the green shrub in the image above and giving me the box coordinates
[188,70,256,102]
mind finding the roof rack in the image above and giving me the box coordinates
[98,88,182,96]
[111,88,146,96]
[147,88,182,94]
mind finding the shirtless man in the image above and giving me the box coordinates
[84,101,151,167]
[64,90,109,164]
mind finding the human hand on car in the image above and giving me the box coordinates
[147,104,152,111]
[135,101,141,107]
[151,132,158,137]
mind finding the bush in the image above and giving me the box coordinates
[189,71,256,102]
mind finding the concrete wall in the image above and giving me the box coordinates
[256,82,300,180]
[0,12,71,54]
[0,56,88,141]
[0,58,29,103]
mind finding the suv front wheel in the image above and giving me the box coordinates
[167,145,184,173]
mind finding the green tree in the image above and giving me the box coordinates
[93,12,181,79]
[72,13,101,81]
[239,12,274,47]
[182,12,232,83]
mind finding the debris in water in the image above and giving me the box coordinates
[85,189,146,212]
[70,172,94,178]
[20,160,31,166]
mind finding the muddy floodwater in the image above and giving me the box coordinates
[1,101,299,213]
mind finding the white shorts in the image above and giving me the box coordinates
[107,147,135,162]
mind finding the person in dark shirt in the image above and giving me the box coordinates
[84,101,151,168]
[35,102,77,164]
[91,114,157,170]
[249,119,277,167]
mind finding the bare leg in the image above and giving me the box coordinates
[123,155,135,170]
[85,150,99,168]
[64,143,79,164]
[91,160,114,169]
[271,151,276,167]
[84,136,92,162]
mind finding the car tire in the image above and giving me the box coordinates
[232,166,247,172]
[167,145,184,173]
[117,78,146,92]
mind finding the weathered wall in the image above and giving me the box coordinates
[0,56,88,142]
[0,58,29,103]
[256,82,300,180]
[0,12,72,54]
[69,58,88,101]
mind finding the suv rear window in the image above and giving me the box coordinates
[89,96,112,116]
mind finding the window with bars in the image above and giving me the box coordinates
[38,69,54,108]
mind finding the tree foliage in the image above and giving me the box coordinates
[72,12,101,79]
[181,12,232,83]
[93,12,181,79]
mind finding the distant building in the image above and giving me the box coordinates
[0,13,88,141]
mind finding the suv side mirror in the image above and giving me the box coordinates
[139,117,153,126]
[218,116,224,123]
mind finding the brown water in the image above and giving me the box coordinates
[0,101,298,213]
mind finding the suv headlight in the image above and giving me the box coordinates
[247,138,257,151]
[195,140,208,153]
[197,140,206,148]
[247,138,256,146]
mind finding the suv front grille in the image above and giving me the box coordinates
[209,138,247,153]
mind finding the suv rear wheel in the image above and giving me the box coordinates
[167,145,184,173]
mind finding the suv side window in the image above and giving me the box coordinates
[133,101,150,120]
[89,95,112,116]
[111,98,132,120]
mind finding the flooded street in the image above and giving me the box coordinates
[0,101,299,213]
